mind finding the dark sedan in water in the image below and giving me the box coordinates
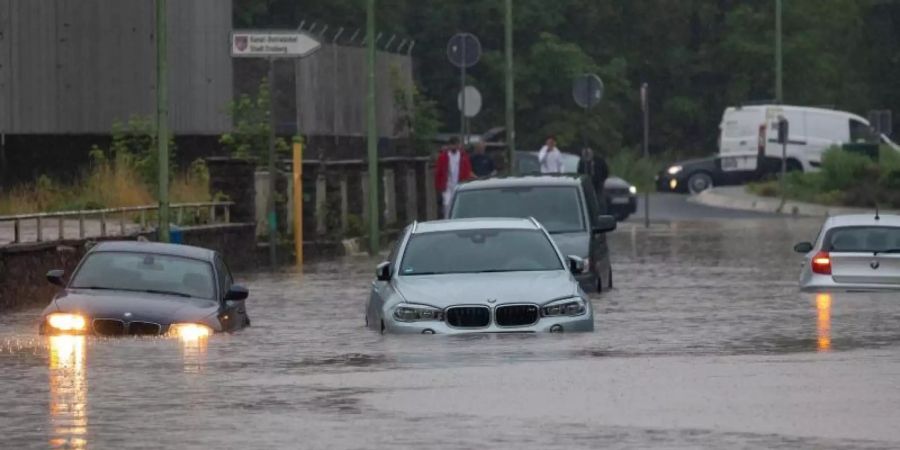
[655,152,785,194]
[39,241,250,337]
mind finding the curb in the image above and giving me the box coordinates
[687,187,892,217]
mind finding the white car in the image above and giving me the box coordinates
[795,214,900,291]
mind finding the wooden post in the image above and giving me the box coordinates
[425,162,437,220]
[13,219,20,243]
[210,205,216,223]
[405,167,417,222]
[100,211,107,237]
[292,140,304,266]
[339,174,349,234]
[383,168,396,226]
[119,211,126,235]
[78,213,85,238]
[315,171,327,236]
[140,210,147,230]
[36,217,43,242]
[58,217,64,240]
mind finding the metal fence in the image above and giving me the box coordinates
[0,201,233,245]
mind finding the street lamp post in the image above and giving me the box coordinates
[775,0,783,104]
[156,0,170,243]
[504,0,515,175]
[366,0,380,255]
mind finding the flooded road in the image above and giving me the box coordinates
[3,207,900,449]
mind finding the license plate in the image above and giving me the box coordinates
[611,197,630,205]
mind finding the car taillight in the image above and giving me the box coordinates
[758,124,766,156]
[811,251,831,275]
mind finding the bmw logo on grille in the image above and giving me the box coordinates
[870,261,880,270]
[487,298,497,304]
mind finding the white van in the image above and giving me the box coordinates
[718,104,897,172]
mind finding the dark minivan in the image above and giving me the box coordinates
[449,176,617,292]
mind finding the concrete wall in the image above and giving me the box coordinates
[0,223,255,312]
[0,0,232,135]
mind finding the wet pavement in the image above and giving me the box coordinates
[2,195,900,449]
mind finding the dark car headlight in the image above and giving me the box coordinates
[541,298,587,317]
[393,304,443,322]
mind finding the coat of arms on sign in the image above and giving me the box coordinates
[234,35,248,51]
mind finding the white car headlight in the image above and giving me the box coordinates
[46,313,87,332]
[667,165,683,175]
[168,323,213,340]
[393,304,443,322]
[541,297,587,317]
[628,185,637,194]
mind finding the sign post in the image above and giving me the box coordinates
[232,30,321,268]
[641,83,650,228]
[777,116,789,212]
[157,0,169,243]
[447,33,482,145]
[504,0,515,174]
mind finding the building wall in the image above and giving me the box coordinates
[0,0,232,135]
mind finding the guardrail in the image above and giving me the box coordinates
[0,201,234,244]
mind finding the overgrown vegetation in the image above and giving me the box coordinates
[606,148,673,193]
[0,117,210,215]
[748,146,900,208]
[391,65,443,156]
[220,77,289,166]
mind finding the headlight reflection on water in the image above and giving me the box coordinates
[173,325,210,374]
[48,335,88,449]
[816,293,832,352]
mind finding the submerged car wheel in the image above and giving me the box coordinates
[687,172,713,194]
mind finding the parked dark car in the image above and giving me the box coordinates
[449,176,617,293]
[514,150,637,221]
[39,241,250,337]
[656,153,784,194]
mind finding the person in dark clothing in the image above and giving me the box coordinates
[469,142,496,178]
[577,147,609,195]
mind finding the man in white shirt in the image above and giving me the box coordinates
[538,135,563,174]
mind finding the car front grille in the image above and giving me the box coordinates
[93,319,125,336]
[495,304,539,327]
[446,306,491,328]
[128,321,161,336]
[91,319,161,336]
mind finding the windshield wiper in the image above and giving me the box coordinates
[140,289,194,298]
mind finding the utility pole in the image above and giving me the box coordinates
[504,0,515,175]
[775,0,783,104]
[366,0,380,255]
[156,0,170,243]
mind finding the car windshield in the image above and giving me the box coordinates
[825,226,900,253]
[399,229,563,275]
[451,187,585,234]
[70,251,216,300]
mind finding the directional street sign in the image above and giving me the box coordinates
[231,30,322,58]
[457,86,482,118]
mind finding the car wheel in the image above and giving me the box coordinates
[786,159,803,173]
[687,172,713,194]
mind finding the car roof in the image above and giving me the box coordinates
[456,175,582,191]
[412,218,540,234]
[824,214,900,228]
[89,240,216,261]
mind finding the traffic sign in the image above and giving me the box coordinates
[447,33,482,68]
[231,30,322,58]
[457,86,482,118]
[573,73,603,109]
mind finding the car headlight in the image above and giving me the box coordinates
[667,165,683,175]
[393,304,443,322]
[628,185,637,194]
[541,297,587,317]
[168,323,213,340]
[46,313,87,332]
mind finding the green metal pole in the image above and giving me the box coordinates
[156,0,170,243]
[267,59,277,268]
[775,0,783,104]
[504,0,515,175]
[366,0,380,255]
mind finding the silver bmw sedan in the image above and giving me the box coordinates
[795,213,900,291]
[366,217,594,334]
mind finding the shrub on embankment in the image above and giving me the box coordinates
[0,116,211,215]
[748,146,900,208]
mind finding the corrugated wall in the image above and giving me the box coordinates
[0,0,232,135]
[296,44,413,138]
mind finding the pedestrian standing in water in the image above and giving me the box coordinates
[434,137,474,218]
[470,141,496,178]
[538,135,564,174]
[577,147,609,196]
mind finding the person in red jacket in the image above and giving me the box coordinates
[434,137,473,218]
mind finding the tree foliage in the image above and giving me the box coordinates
[236,0,900,157]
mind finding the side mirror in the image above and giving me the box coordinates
[593,215,617,233]
[224,285,249,301]
[376,261,392,281]
[47,269,65,287]
[793,242,813,253]
[567,255,585,275]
